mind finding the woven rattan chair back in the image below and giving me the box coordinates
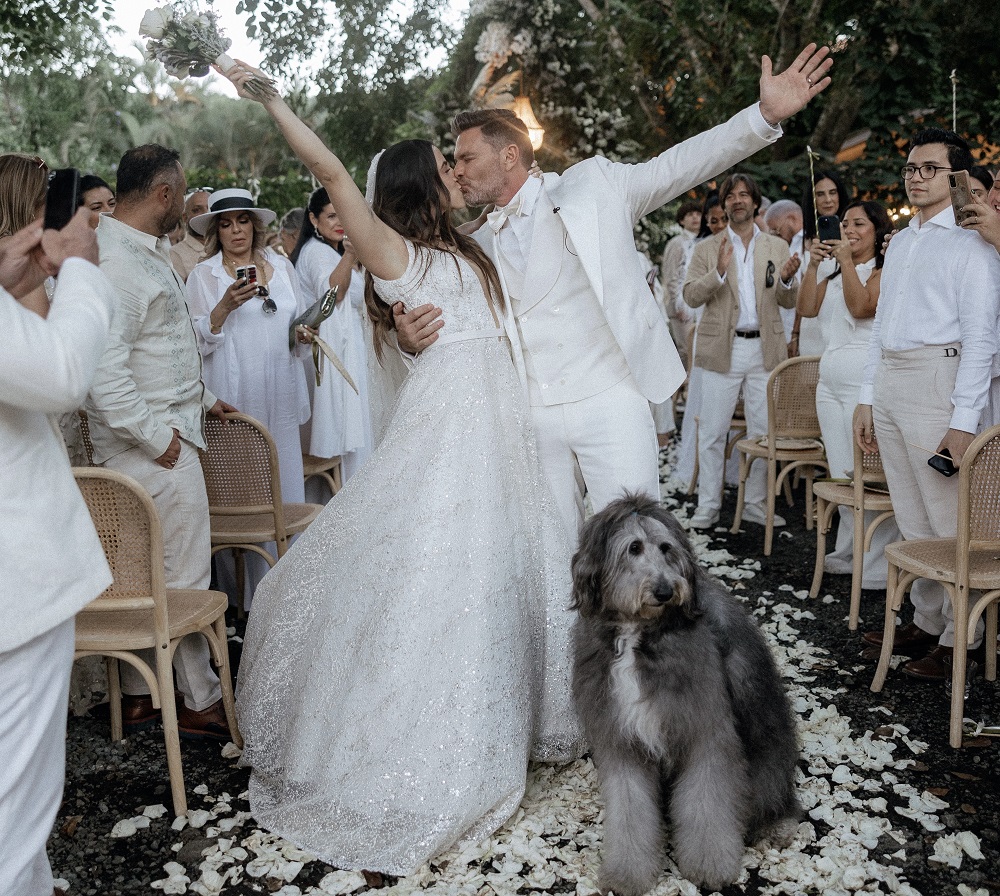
[78,410,96,465]
[858,439,887,483]
[73,468,165,611]
[965,427,1000,545]
[767,355,822,439]
[201,413,282,512]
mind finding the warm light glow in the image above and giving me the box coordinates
[512,95,545,150]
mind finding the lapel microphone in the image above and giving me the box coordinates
[552,207,560,213]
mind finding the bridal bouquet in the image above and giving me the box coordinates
[139,4,275,98]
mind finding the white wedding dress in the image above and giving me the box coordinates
[237,242,582,876]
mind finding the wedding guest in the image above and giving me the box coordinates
[278,206,304,257]
[0,152,49,317]
[683,173,800,530]
[764,198,806,350]
[185,189,313,536]
[799,169,851,356]
[660,199,701,357]
[85,144,237,738]
[0,210,114,896]
[170,187,212,281]
[699,193,727,238]
[80,174,116,215]
[968,165,994,202]
[291,187,373,481]
[855,129,1000,680]
[800,200,901,585]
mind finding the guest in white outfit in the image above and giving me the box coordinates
[86,144,237,739]
[799,199,900,586]
[763,198,805,348]
[186,188,313,502]
[0,210,114,896]
[672,196,729,492]
[683,173,800,530]
[186,189,315,607]
[798,169,850,356]
[291,187,372,482]
[856,129,1000,681]
[397,44,834,538]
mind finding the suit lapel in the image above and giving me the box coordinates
[517,185,564,313]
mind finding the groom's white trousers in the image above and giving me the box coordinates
[530,375,660,540]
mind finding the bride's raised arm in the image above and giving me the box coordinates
[218,61,409,281]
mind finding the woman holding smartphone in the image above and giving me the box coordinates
[801,200,901,585]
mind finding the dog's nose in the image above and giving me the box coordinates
[652,581,674,604]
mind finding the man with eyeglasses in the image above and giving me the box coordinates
[170,186,213,282]
[683,172,801,530]
[85,145,238,738]
[855,128,1000,680]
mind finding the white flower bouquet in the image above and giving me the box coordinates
[139,4,275,99]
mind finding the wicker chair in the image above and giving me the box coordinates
[303,454,342,498]
[730,355,828,555]
[201,413,323,601]
[870,424,1000,748]
[72,467,240,816]
[810,437,895,629]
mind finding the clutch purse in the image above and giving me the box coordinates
[288,285,339,349]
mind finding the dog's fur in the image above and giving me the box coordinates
[570,493,801,895]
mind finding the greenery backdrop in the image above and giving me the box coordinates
[2,0,997,257]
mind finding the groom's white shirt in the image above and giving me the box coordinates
[474,102,782,407]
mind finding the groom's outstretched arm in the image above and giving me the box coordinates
[601,43,833,222]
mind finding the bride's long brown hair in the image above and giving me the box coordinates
[364,140,504,363]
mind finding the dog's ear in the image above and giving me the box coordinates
[570,514,611,618]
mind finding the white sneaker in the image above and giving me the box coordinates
[689,507,720,529]
[742,503,785,527]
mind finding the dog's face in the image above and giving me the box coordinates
[571,493,699,622]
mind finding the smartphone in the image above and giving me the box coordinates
[928,447,957,477]
[44,167,81,230]
[235,264,257,286]
[817,214,840,242]
[949,170,975,225]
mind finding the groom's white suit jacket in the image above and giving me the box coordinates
[473,104,781,406]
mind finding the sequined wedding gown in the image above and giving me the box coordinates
[237,242,582,876]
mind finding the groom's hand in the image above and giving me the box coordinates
[394,302,444,353]
[758,43,833,126]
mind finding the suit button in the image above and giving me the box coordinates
[557,342,563,349]
[553,307,560,313]
[560,378,566,385]
[541,383,549,389]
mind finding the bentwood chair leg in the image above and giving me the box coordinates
[213,617,243,749]
[872,563,904,692]
[849,503,865,631]
[764,457,778,556]
[688,417,700,496]
[950,586,971,749]
[809,495,833,599]
[730,452,749,534]
[107,657,123,742]
[157,646,187,816]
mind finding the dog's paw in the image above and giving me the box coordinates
[599,864,659,896]
[751,815,800,850]
[677,846,743,892]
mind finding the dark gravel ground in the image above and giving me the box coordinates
[50,470,1000,896]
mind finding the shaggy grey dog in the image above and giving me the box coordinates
[570,493,801,894]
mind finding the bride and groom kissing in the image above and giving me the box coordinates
[220,42,832,881]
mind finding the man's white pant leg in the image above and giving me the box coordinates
[568,378,659,513]
[694,362,744,514]
[102,441,222,710]
[739,344,771,509]
[531,402,586,542]
[0,619,75,896]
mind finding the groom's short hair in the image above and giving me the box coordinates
[451,109,534,169]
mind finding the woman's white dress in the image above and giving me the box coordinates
[186,248,310,503]
[814,258,900,587]
[295,238,373,481]
[237,243,582,876]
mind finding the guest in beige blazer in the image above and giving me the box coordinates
[683,173,799,529]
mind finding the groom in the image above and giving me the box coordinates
[396,44,833,538]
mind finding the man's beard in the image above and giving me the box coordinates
[460,168,507,208]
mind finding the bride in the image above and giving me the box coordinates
[221,64,582,875]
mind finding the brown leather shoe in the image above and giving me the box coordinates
[122,694,160,729]
[903,644,986,681]
[861,622,937,656]
[177,698,232,741]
